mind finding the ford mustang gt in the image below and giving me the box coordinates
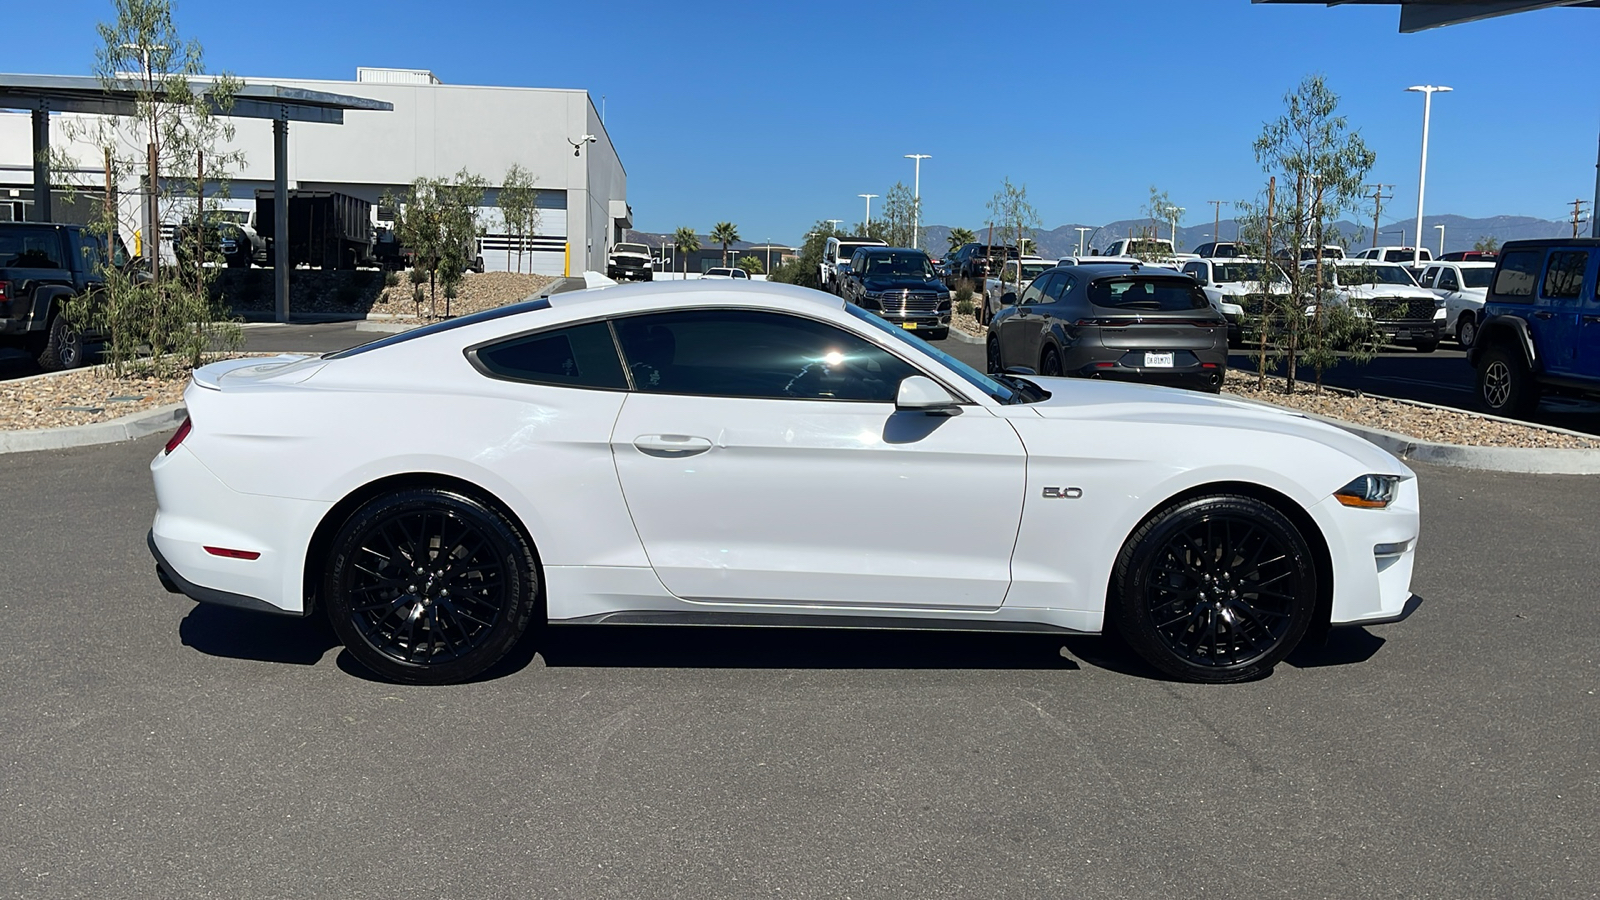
[149,281,1419,684]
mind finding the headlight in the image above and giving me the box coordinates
[1334,474,1402,509]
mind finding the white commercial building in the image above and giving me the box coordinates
[0,67,629,275]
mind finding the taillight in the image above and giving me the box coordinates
[1075,318,1130,327]
[0,280,11,301]
[164,416,192,455]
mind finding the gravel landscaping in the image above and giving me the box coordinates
[0,367,191,431]
[216,269,557,321]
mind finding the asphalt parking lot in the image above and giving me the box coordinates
[3,419,1597,897]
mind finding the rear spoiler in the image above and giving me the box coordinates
[191,354,310,391]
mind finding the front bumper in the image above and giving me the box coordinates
[1310,477,1421,626]
[607,264,652,280]
[1373,320,1439,343]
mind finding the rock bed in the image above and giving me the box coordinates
[0,368,189,431]
[217,270,557,321]
[1224,371,1599,449]
[368,271,559,321]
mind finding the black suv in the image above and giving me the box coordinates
[840,247,951,340]
[944,242,1017,288]
[987,263,1228,392]
[0,223,128,370]
[1468,238,1600,416]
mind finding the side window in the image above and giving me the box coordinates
[613,309,919,402]
[1437,269,1459,291]
[1541,250,1588,304]
[1043,273,1072,303]
[1182,262,1203,281]
[1493,250,1540,299]
[473,321,628,390]
[1019,274,1049,305]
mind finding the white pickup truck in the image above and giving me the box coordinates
[606,242,654,282]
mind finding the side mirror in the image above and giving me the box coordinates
[1001,291,1018,306]
[895,375,960,415]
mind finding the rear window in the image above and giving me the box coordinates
[1542,250,1588,301]
[1461,268,1494,289]
[1492,250,1541,299]
[1089,277,1209,311]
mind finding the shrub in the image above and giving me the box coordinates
[383,270,400,288]
[409,266,426,286]
[954,281,975,305]
[956,299,974,316]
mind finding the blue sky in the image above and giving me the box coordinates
[10,1,1598,244]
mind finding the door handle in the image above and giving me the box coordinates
[632,434,713,457]
[1533,311,1555,320]
[1583,315,1600,324]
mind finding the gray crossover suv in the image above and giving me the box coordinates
[986,263,1229,392]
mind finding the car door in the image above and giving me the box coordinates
[1535,249,1588,375]
[1578,256,1600,379]
[1001,273,1054,369]
[608,308,1027,609]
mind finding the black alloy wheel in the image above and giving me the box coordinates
[324,488,539,684]
[1477,345,1537,417]
[1040,346,1063,377]
[986,336,1003,375]
[1112,495,1317,683]
[37,314,84,371]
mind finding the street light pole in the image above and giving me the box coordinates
[1434,223,1446,257]
[1406,84,1451,268]
[1074,226,1091,257]
[858,194,878,233]
[904,154,931,249]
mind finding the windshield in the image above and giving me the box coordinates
[1018,262,1051,280]
[1127,240,1173,255]
[862,252,934,279]
[614,243,649,255]
[1212,262,1286,286]
[1461,268,1494,289]
[1089,277,1209,311]
[846,305,1019,403]
[1334,264,1418,286]
[214,210,249,225]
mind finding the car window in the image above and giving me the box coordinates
[1493,250,1540,299]
[473,321,628,390]
[1437,269,1459,291]
[1460,267,1493,289]
[0,227,64,268]
[1088,277,1209,311]
[1541,250,1588,304]
[613,309,919,402]
[1019,276,1047,305]
[1043,273,1072,303]
[1182,262,1204,280]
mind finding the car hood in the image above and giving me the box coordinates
[1215,282,1289,296]
[1013,376,1405,472]
[862,276,944,291]
[1335,283,1434,300]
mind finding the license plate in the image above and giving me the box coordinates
[1394,330,1411,340]
[1144,352,1174,368]
[901,322,917,330]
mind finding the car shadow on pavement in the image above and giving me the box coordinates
[529,626,1082,672]
[179,603,339,666]
[1285,626,1387,669]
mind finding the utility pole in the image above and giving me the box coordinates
[1571,198,1589,238]
[1365,183,1393,249]
[1206,200,1226,247]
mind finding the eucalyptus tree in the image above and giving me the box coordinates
[497,164,540,273]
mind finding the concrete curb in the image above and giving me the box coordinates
[353,321,415,334]
[947,325,984,345]
[1230,396,1600,475]
[0,402,186,455]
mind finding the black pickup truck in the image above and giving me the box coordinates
[0,223,129,370]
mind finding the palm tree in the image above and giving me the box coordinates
[673,226,699,279]
[710,221,740,267]
[946,227,976,256]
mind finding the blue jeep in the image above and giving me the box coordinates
[1468,238,1600,416]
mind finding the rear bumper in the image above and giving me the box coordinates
[148,530,301,617]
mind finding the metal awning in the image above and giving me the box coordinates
[1251,0,1600,32]
[0,73,393,322]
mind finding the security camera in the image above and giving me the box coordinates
[568,134,598,156]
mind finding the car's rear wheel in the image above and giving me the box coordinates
[1477,345,1538,417]
[324,488,539,684]
[986,335,1003,374]
[1111,494,1318,683]
[37,313,84,371]
[1040,346,1063,377]
[1414,338,1439,353]
[1455,315,1477,349]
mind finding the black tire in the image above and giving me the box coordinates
[986,336,1003,375]
[1040,345,1063,377]
[1477,344,1538,417]
[1413,338,1439,353]
[37,312,84,371]
[323,488,540,684]
[1111,494,1318,683]
[225,253,248,269]
[1455,315,1477,349]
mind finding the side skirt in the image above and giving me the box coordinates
[550,609,1092,635]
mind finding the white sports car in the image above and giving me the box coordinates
[149,281,1420,684]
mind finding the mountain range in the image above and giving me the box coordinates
[628,214,1576,259]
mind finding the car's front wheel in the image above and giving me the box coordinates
[324,488,540,684]
[1111,494,1318,683]
[37,313,84,371]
